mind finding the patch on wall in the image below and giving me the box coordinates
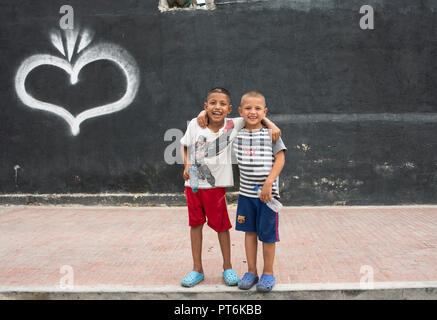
[158,0,215,12]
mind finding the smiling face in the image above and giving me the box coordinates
[238,95,267,130]
[204,92,232,127]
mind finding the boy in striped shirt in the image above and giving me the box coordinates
[233,91,286,292]
[181,88,282,288]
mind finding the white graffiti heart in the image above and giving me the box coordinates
[15,43,140,135]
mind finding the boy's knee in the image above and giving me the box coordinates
[245,232,258,241]
[217,229,229,235]
[262,241,276,246]
[190,223,204,230]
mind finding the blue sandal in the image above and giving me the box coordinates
[181,271,204,287]
[223,269,239,286]
[256,274,275,292]
[238,272,259,290]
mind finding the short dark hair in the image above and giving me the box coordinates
[240,91,266,105]
[207,87,231,102]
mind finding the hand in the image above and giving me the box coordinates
[259,182,272,203]
[183,165,191,180]
[197,110,208,128]
[270,126,281,142]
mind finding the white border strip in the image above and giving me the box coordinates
[1,281,436,293]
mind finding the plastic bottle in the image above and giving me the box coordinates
[254,185,282,212]
[189,166,199,193]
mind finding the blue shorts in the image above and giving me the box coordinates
[235,195,280,243]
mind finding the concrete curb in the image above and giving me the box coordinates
[0,193,188,206]
[1,282,436,300]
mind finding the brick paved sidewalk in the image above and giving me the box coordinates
[0,205,436,289]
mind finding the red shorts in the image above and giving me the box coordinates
[184,187,232,232]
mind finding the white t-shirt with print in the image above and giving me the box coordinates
[180,117,245,189]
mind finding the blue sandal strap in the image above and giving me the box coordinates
[238,272,259,290]
[223,269,239,286]
[181,271,204,287]
[256,274,275,292]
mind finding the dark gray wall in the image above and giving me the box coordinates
[1,0,437,205]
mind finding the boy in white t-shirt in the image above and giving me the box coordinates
[180,87,281,287]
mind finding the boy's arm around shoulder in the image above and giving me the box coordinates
[197,110,208,128]
[195,110,281,142]
[261,117,281,142]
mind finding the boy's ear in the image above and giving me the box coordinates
[228,105,233,114]
[204,102,208,110]
[238,106,243,116]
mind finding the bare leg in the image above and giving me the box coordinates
[217,230,232,270]
[262,242,275,275]
[190,224,204,273]
[245,232,258,275]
